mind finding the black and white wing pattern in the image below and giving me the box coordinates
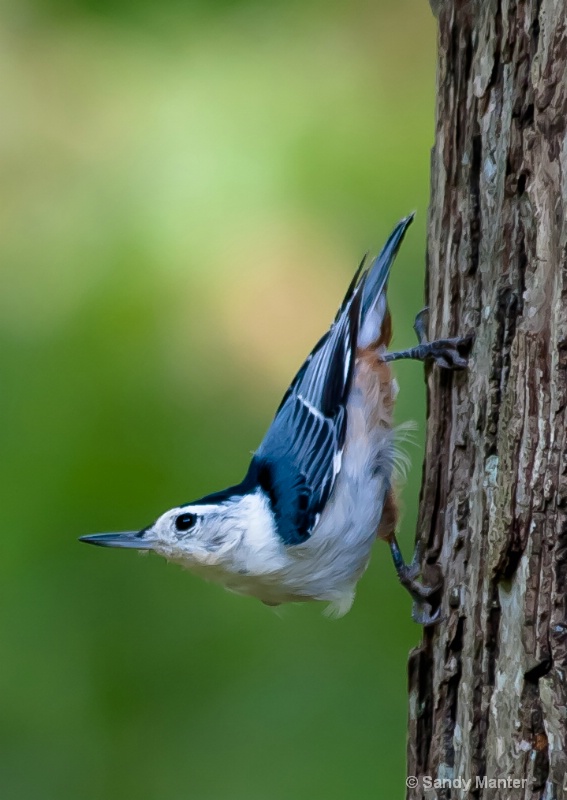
[248,274,366,545]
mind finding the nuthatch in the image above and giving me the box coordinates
[81,215,470,622]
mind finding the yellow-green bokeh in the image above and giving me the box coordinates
[0,1,436,797]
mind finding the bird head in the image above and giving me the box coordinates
[80,501,246,567]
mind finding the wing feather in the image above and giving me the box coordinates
[248,277,364,545]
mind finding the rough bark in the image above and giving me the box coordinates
[407,2,567,798]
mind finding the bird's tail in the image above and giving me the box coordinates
[357,213,414,349]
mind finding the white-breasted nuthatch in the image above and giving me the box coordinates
[81,215,470,622]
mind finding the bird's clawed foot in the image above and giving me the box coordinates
[384,307,473,370]
[389,537,442,626]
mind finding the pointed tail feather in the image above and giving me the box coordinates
[358,213,414,348]
[334,251,369,322]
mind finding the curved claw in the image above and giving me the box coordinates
[413,307,430,345]
[389,536,442,626]
[425,334,474,370]
[397,563,439,603]
[412,602,443,626]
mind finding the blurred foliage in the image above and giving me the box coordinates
[0,1,436,798]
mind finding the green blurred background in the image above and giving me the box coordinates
[0,1,436,797]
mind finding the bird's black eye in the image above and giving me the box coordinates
[175,512,197,532]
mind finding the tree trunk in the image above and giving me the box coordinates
[407,2,567,798]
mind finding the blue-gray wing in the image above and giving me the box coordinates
[249,276,365,545]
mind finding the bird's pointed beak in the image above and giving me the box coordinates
[79,530,155,550]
